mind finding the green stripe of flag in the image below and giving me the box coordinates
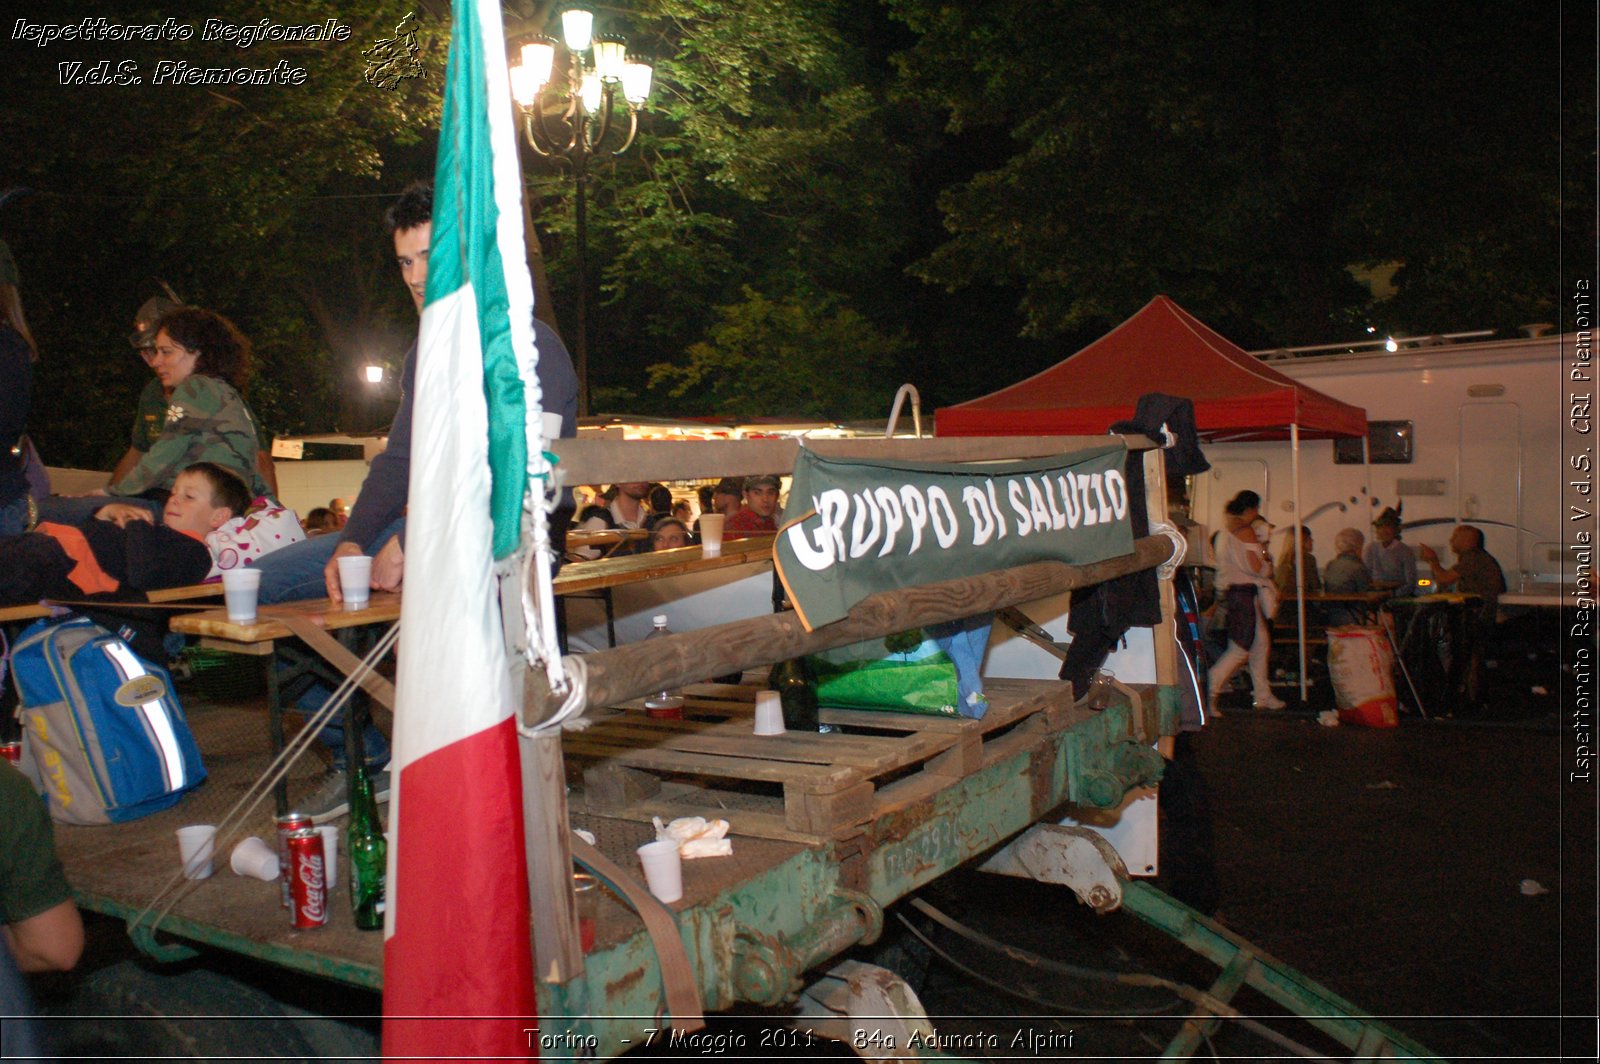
[428,2,527,560]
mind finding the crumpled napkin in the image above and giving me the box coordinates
[652,816,732,859]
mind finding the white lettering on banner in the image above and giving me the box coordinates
[1008,479,1031,536]
[985,479,1008,540]
[1057,473,1081,526]
[874,486,903,556]
[929,487,959,548]
[900,486,928,555]
[1026,478,1053,532]
[963,485,998,545]
[850,490,880,558]
[784,470,1129,573]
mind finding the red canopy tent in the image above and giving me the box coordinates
[935,295,1370,703]
[934,295,1366,441]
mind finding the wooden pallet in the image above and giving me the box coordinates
[562,677,1081,843]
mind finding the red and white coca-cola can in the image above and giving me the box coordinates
[0,742,21,765]
[276,812,313,908]
[285,828,329,929]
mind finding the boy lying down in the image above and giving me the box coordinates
[0,462,250,605]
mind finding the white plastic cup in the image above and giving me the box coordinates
[636,838,683,904]
[317,825,339,891]
[336,554,373,609]
[699,513,725,557]
[229,836,281,881]
[220,568,261,624]
[753,690,786,735]
[177,824,218,880]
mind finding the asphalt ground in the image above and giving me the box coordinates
[895,705,1595,1062]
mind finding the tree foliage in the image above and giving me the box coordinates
[647,286,907,420]
[2,0,443,467]
[5,0,1581,471]
[882,0,1574,346]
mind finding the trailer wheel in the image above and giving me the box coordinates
[45,960,379,1062]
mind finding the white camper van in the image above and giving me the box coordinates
[1190,332,1565,587]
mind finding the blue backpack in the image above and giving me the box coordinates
[11,616,206,824]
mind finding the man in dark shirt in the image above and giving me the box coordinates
[1418,525,1506,710]
[252,181,578,820]
[1418,525,1507,607]
[257,182,578,604]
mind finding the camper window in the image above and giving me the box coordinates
[1335,420,1414,464]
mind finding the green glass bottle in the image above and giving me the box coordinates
[347,763,387,931]
[770,655,820,732]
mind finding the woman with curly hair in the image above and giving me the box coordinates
[105,307,270,503]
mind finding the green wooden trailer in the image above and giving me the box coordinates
[44,436,1440,1060]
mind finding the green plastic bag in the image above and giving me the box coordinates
[809,631,961,716]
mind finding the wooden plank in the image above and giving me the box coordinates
[598,713,958,774]
[569,790,809,844]
[522,728,583,985]
[818,707,966,733]
[925,735,982,778]
[198,636,275,657]
[786,780,876,835]
[554,537,775,595]
[149,582,224,603]
[526,536,1176,724]
[1,582,220,624]
[1143,448,1179,688]
[549,435,1161,486]
[560,734,860,788]
[581,764,662,808]
[171,593,402,641]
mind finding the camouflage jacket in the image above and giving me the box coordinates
[108,374,268,498]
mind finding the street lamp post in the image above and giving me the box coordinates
[509,9,653,417]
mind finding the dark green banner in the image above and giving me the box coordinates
[775,444,1134,629]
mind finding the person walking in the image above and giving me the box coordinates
[1207,490,1286,709]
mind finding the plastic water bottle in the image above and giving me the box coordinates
[644,615,685,719]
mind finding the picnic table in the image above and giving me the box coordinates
[553,535,774,595]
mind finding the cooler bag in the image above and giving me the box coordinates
[11,616,207,824]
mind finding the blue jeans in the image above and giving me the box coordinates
[256,517,406,605]
[254,517,405,767]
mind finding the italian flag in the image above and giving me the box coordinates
[381,0,544,1057]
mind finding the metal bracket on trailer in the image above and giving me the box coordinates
[977,824,1129,913]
